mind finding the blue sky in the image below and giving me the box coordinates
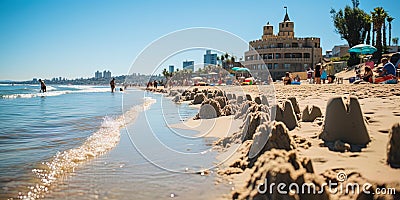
[0,0,399,81]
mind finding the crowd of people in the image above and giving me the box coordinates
[283,57,399,85]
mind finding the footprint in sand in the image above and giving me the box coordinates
[378,129,390,134]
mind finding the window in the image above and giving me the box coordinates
[278,43,283,48]
[292,43,299,48]
[267,63,272,69]
[275,53,281,59]
[282,24,284,28]
[285,43,290,48]
[284,53,291,58]
[274,63,279,69]
[286,23,288,27]
[284,64,291,69]
[304,53,310,58]
[268,54,273,59]
[314,43,318,48]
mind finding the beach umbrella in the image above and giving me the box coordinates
[236,67,250,72]
[191,77,202,80]
[348,44,377,55]
[231,67,241,71]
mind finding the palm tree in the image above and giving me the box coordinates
[371,7,387,62]
[393,37,399,52]
[387,16,395,46]
[364,14,372,45]
[383,17,387,51]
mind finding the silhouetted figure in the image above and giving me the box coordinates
[38,79,46,93]
[153,80,158,89]
[110,78,116,93]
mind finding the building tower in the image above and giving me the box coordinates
[262,22,274,40]
[278,6,294,37]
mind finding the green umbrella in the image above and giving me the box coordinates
[231,67,241,71]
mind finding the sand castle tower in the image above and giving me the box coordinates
[320,96,370,145]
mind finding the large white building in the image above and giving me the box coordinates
[244,9,322,80]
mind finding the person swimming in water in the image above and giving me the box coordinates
[38,79,46,93]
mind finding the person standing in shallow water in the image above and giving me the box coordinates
[110,78,116,93]
[38,79,46,93]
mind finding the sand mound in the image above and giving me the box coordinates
[254,96,261,104]
[249,121,296,163]
[192,93,206,104]
[213,90,223,97]
[319,96,370,145]
[215,96,227,109]
[274,100,298,131]
[168,90,180,97]
[288,97,300,115]
[235,101,257,119]
[197,99,221,119]
[246,94,252,101]
[222,104,238,116]
[237,95,245,105]
[387,123,400,168]
[232,150,328,200]
[301,105,322,122]
[172,95,180,103]
[261,95,269,107]
[242,111,269,141]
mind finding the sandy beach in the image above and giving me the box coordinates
[151,82,400,200]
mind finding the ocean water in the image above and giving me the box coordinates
[0,84,226,199]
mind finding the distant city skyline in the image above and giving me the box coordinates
[0,0,399,81]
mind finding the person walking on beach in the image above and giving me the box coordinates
[307,68,314,84]
[321,67,327,84]
[314,63,321,84]
[153,80,158,89]
[38,79,46,93]
[110,78,116,93]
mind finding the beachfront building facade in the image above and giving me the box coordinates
[244,9,322,81]
[183,60,194,71]
[168,65,175,73]
[332,44,350,58]
[204,50,217,66]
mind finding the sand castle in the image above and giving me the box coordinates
[232,150,328,200]
[319,96,370,145]
[274,100,298,131]
[387,123,400,168]
[248,121,296,163]
[301,105,322,122]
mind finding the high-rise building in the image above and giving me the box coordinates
[204,50,217,66]
[169,65,175,74]
[103,70,112,78]
[95,71,102,79]
[183,60,194,71]
[244,8,322,81]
